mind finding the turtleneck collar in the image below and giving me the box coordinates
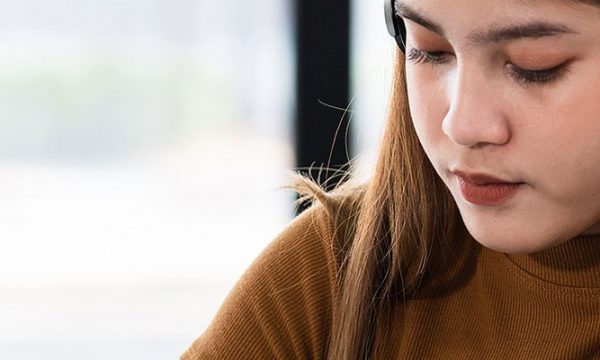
[504,234,600,288]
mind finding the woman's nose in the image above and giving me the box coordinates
[441,65,512,148]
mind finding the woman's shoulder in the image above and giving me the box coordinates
[242,201,345,295]
[181,188,363,360]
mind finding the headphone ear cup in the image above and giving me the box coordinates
[396,17,406,53]
[384,0,406,52]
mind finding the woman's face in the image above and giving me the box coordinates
[402,0,600,253]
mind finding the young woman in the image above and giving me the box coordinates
[182,0,600,358]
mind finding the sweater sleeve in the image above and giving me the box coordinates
[180,205,340,360]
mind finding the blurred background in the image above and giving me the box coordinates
[0,0,395,358]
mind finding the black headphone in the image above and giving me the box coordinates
[384,0,406,52]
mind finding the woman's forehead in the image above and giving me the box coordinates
[398,0,599,34]
[400,0,599,12]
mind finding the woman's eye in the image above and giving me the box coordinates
[406,47,451,65]
[506,62,570,85]
[407,46,571,86]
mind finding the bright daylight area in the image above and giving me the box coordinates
[0,0,391,359]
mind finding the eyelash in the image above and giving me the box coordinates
[406,47,569,85]
[407,48,451,65]
[505,63,568,85]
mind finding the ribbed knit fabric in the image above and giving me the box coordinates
[181,205,600,359]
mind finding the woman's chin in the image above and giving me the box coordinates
[462,221,573,254]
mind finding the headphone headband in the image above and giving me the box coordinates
[384,0,406,52]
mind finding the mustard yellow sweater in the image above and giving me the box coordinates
[182,205,600,359]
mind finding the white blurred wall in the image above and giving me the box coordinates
[0,0,295,358]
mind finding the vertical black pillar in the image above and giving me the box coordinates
[294,0,351,203]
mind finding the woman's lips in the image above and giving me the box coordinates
[452,171,524,206]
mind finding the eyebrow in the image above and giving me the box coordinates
[395,2,578,46]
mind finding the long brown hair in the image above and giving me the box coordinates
[293,50,463,359]
[327,50,465,359]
